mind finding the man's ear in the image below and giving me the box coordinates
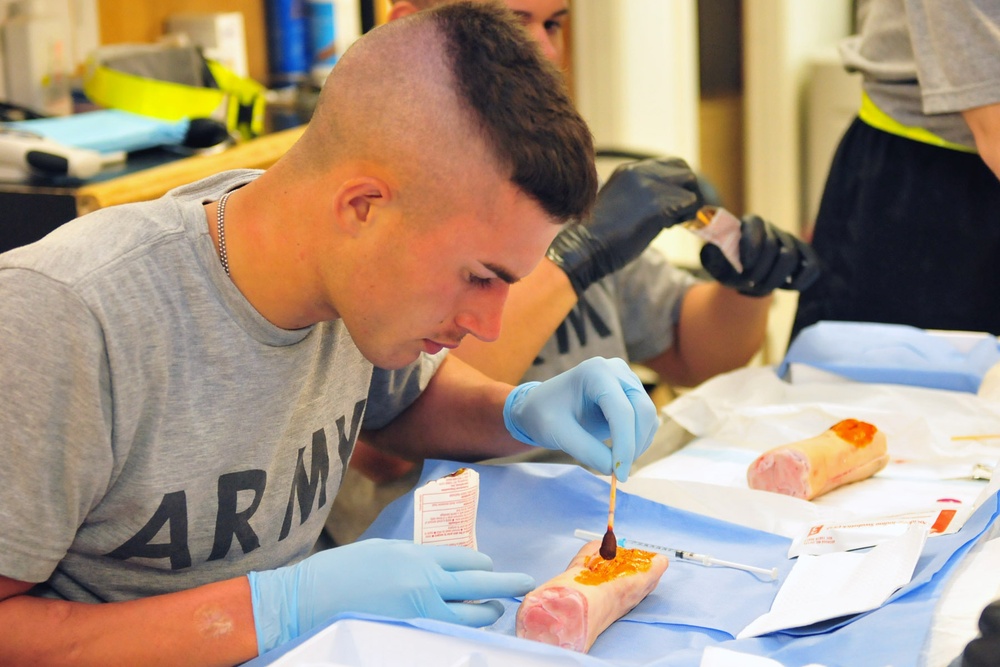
[387,2,419,21]
[334,177,390,235]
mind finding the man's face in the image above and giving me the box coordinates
[393,0,569,65]
[504,0,570,65]
[341,175,561,370]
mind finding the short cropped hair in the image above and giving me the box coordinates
[431,2,597,220]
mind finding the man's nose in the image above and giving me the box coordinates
[454,285,509,343]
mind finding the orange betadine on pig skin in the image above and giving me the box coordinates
[830,419,876,447]
[575,547,657,586]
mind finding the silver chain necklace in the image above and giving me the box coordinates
[216,190,233,276]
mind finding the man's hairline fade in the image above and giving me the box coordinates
[431,1,597,222]
[289,1,597,224]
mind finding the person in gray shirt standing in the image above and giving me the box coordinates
[0,4,659,664]
[793,0,1000,340]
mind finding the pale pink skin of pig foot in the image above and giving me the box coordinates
[746,429,889,500]
[515,540,669,653]
[516,586,589,652]
[747,449,811,499]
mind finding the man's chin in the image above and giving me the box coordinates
[362,347,424,371]
[361,339,454,370]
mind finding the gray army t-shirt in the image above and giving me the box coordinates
[522,244,697,383]
[0,170,441,602]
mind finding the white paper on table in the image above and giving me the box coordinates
[786,502,972,557]
[979,360,1000,401]
[663,367,1000,465]
[785,363,855,385]
[738,524,928,639]
[638,368,1000,530]
[973,469,1000,508]
[924,528,1000,666]
[619,477,851,540]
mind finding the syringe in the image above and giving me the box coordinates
[574,529,778,581]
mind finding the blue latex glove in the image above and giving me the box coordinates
[247,538,534,654]
[503,357,658,482]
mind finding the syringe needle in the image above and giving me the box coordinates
[573,529,778,581]
[693,554,778,580]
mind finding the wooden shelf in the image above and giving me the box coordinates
[96,0,269,83]
[0,125,305,253]
[75,125,305,214]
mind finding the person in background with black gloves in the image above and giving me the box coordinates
[440,153,818,394]
[330,0,819,548]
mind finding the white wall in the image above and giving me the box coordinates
[571,0,703,268]
[742,0,853,234]
[742,0,853,360]
[804,47,862,232]
[572,0,700,163]
[570,0,858,360]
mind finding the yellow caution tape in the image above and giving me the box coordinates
[84,59,266,139]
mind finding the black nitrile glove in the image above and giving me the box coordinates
[700,214,821,297]
[546,157,704,295]
[962,600,1000,667]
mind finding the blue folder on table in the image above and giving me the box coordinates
[780,321,1000,393]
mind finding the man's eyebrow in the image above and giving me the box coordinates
[483,262,520,285]
[511,9,569,21]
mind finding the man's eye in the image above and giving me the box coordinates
[544,20,564,35]
[469,274,493,289]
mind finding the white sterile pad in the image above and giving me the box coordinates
[787,503,971,557]
[413,467,480,549]
[738,524,928,639]
[683,206,743,272]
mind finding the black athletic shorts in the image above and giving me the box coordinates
[791,117,1000,345]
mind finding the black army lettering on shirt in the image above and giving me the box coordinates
[534,293,613,366]
[106,399,365,569]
